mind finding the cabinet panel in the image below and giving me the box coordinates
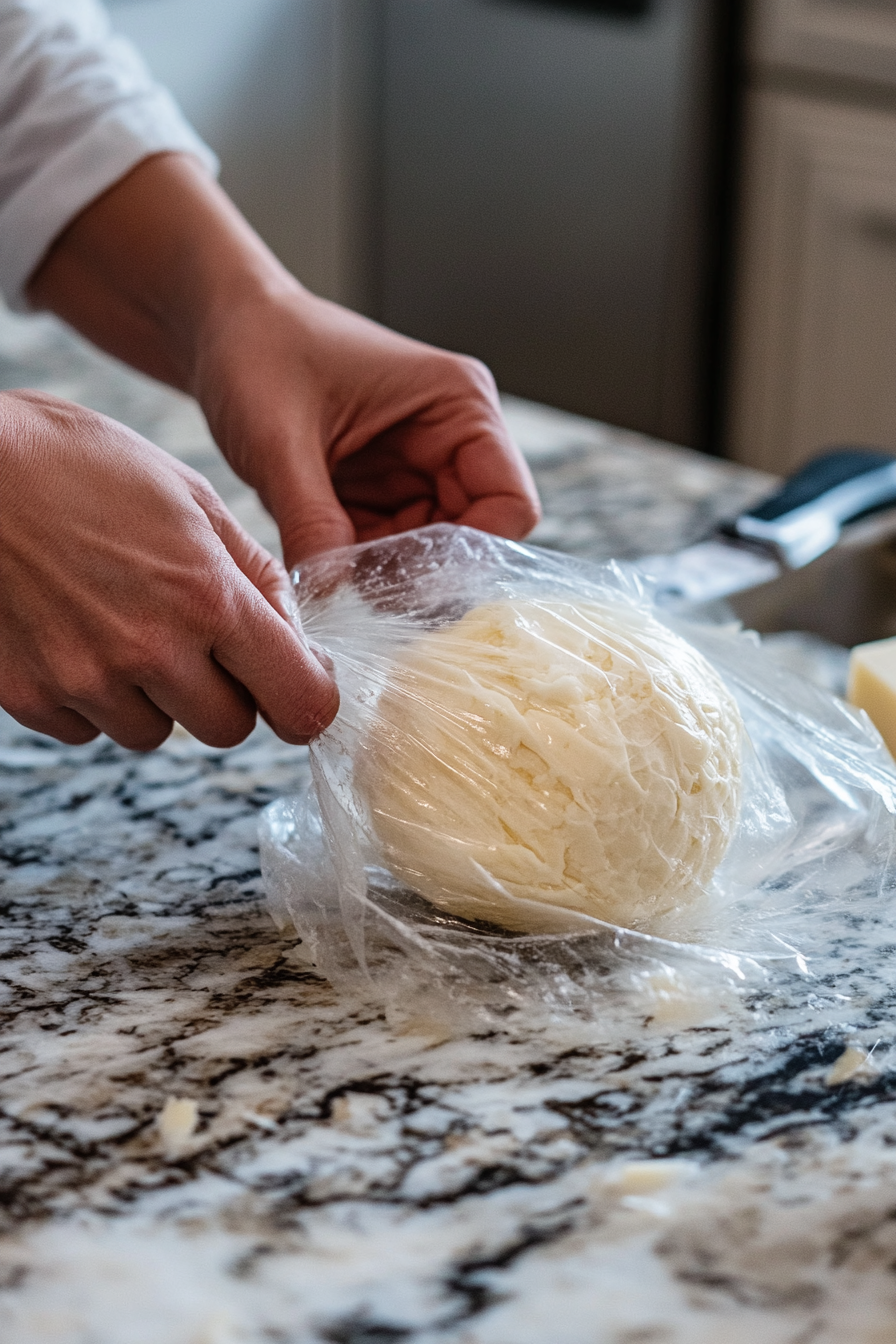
[751,0,896,88]
[728,90,896,473]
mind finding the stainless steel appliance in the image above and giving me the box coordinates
[106,1,735,450]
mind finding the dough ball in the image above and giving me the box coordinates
[357,598,743,932]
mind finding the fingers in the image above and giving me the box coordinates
[149,484,339,745]
[25,588,337,752]
[183,468,297,619]
[2,699,100,747]
[1,676,175,754]
[389,391,541,538]
[321,356,541,543]
[62,685,175,753]
[137,659,256,749]
[452,426,541,537]
[3,665,231,754]
[4,599,335,753]
[332,434,540,543]
[0,392,340,755]
[184,475,340,740]
[267,455,356,570]
[210,576,340,744]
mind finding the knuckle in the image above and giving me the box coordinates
[184,468,227,517]
[23,392,125,450]
[450,353,497,396]
[120,636,177,686]
[415,348,490,396]
[202,579,244,646]
[154,554,241,646]
[117,721,172,754]
[256,551,286,590]
[57,664,113,709]
[56,724,101,746]
[195,707,256,750]
[1,684,51,725]
[0,687,97,745]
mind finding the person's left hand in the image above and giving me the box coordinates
[191,284,541,568]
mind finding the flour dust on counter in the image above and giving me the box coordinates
[2,707,896,1342]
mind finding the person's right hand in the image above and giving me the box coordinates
[0,390,338,750]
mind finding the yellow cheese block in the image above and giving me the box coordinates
[847,636,896,757]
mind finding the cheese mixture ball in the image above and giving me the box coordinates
[357,597,743,933]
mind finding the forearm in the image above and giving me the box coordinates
[26,151,296,392]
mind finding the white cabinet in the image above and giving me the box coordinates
[729,83,896,472]
[751,0,896,89]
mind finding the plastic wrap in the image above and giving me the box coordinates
[260,524,896,1017]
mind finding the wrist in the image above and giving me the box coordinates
[131,161,307,391]
[188,280,329,474]
[27,153,302,392]
[187,266,309,392]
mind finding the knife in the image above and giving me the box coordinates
[636,448,896,608]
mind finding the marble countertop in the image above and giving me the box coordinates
[2,313,895,1344]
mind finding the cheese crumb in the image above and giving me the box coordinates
[607,1160,695,1195]
[158,1096,199,1158]
[825,1046,880,1086]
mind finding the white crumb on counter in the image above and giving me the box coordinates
[826,1045,881,1086]
[158,1098,199,1159]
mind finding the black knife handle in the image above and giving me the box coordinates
[718,447,896,569]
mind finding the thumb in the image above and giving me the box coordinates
[268,454,357,569]
[190,477,337,707]
[188,473,295,618]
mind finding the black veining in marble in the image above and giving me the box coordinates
[0,315,895,1342]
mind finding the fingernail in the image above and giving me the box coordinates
[309,640,335,676]
[309,681,341,738]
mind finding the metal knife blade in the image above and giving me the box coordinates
[636,448,896,608]
[636,539,780,606]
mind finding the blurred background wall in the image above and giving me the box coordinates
[106,1,896,477]
[107,0,374,307]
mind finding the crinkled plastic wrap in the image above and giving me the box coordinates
[260,525,896,1017]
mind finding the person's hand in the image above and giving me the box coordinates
[0,390,338,750]
[192,286,542,567]
[27,154,541,573]
[22,154,540,751]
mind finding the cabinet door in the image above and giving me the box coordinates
[751,0,896,88]
[728,90,896,474]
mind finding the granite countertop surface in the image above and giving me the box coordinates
[3,313,896,1344]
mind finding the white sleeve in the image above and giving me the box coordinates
[0,0,219,310]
